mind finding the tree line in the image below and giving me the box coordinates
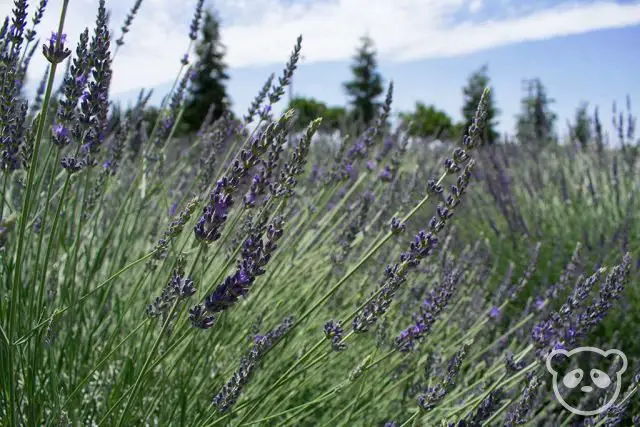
[145,7,627,148]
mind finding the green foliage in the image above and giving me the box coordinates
[288,96,346,133]
[343,35,384,128]
[570,102,592,148]
[399,102,455,140]
[461,65,500,144]
[181,8,230,133]
[516,78,557,145]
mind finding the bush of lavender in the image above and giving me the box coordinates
[1,1,638,426]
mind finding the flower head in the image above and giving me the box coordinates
[42,31,71,64]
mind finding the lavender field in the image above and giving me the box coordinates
[1,0,639,426]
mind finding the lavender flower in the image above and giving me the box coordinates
[212,316,294,412]
[0,1,29,172]
[191,216,285,325]
[417,344,469,411]
[332,191,375,267]
[147,259,197,318]
[464,389,504,425]
[489,306,501,319]
[544,242,582,301]
[115,0,142,47]
[42,31,71,64]
[194,112,293,244]
[271,118,322,198]
[341,83,394,178]
[188,305,214,330]
[532,253,631,359]
[60,156,85,174]
[379,166,393,182]
[193,177,234,243]
[198,112,241,191]
[390,217,405,234]
[244,124,288,207]
[151,196,200,262]
[53,25,90,140]
[324,320,346,352]
[102,122,126,175]
[189,0,205,41]
[24,0,47,43]
[352,241,433,333]
[504,352,526,374]
[0,100,27,172]
[395,269,461,351]
[73,0,112,167]
[504,374,540,426]
[244,73,274,124]
[267,36,302,105]
[152,67,190,149]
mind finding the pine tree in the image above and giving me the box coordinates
[343,35,384,127]
[182,8,230,133]
[515,78,557,145]
[571,102,591,148]
[461,65,499,145]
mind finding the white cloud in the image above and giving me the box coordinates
[2,0,640,96]
[469,0,483,13]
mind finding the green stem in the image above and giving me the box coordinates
[241,383,344,426]
[13,250,156,346]
[117,300,180,426]
[52,320,149,421]
[399,412,418,427]
[0,172,8,219]
[30,150,62,322]
[7,2,69,422]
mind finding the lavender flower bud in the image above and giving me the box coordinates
[189,0,205,41]
[418,344,469,411]
[189,304,215,329]
[147,261,197,318]
[504,375,540,426]
[115,0,142,46]
[42,31,71,64]
[212,316,294,412]
[324,320,347,352]
[390,217,405,234]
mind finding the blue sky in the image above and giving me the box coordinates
[3,0,640,136]
[215,24,640,135]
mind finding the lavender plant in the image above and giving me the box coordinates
[0,0,638,426]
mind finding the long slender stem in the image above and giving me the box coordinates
[117,300,180,426]
[14,249,156,346]
[7,2,70,423]
[30,150,62,322]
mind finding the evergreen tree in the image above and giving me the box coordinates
[571,102,591,148]
[182,8,230,133]
[461,65,499,144]
[515,78,557,145]
[343,35,384,127]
